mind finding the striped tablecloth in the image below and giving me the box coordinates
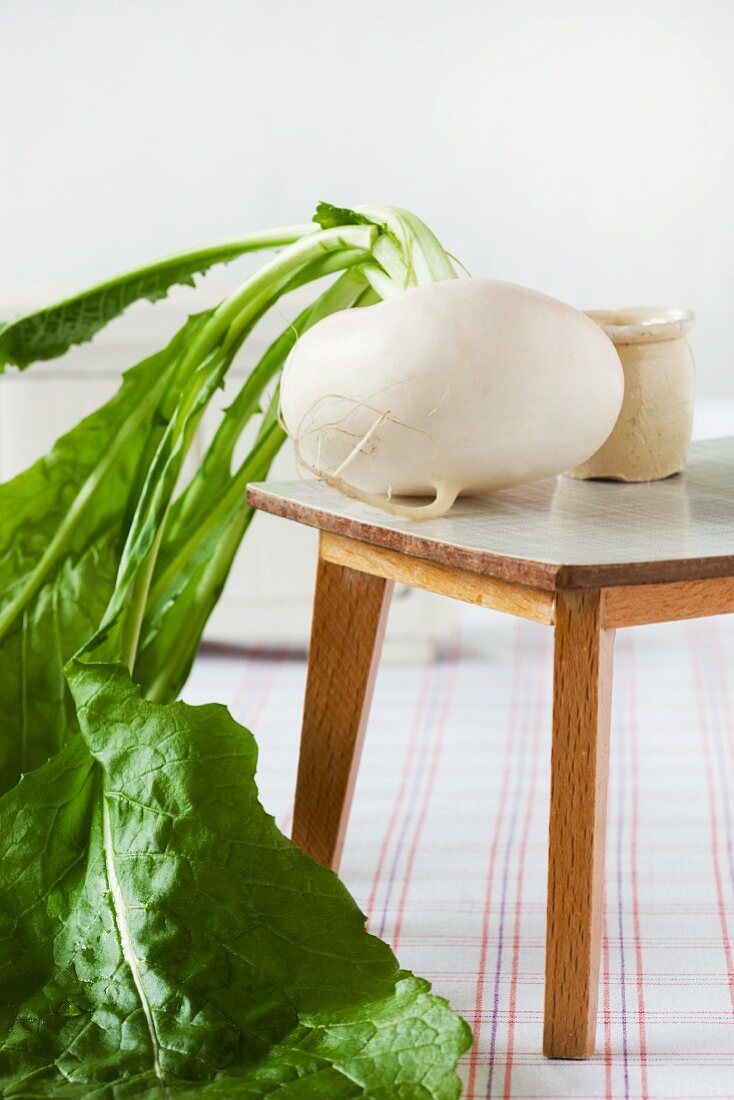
[183,606,734,1099]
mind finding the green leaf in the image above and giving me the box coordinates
[313,203,378,232]
[0,226,313,372]
[0,313,214,793]
[0,661,470,1097]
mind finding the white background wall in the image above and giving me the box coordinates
[1,0,733,397]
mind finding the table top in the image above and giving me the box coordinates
[247,437,734,590]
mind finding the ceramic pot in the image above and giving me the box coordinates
[567,308,695,482]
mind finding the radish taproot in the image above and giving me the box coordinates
[280,277,624,518]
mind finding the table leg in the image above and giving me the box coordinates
[292,542,393,871]
[544,589,615,1058]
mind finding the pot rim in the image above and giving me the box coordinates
[585,307,695,344]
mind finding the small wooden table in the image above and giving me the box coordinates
[248,436,734,1061]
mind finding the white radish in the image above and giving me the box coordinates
[280,278,624,519]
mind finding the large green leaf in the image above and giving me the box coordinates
[0,225,314,371]
[0,206,471,1096]
[0,313,214,792]
[0,661,470,1097]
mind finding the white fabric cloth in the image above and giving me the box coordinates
[184,607,734,1098]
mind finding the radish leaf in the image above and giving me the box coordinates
[0,206,472,1095]
[0,661,470,1097]
[0,226,312,371]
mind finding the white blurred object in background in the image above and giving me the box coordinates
[1,0,732,395]
[1,0,732,655]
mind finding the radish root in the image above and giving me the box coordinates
[282,373,459,520]
[291,429,459,520]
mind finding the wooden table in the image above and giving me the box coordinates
[248,436,734,1061]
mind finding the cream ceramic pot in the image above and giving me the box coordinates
[567,308,695,482]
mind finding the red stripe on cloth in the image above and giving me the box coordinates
[503,652,546,1099]
[232,649,288,831]
[628,635,649,1099]
[687,625,734,1021]
[710,620,734,910]
[190,612,734,1097]
[232,647,286,728]
[603,907,614,1100]
[365,663,434,923]
[372,663,443,941]
[465,623,526,1098]
[391,628,462,955]
[229,653,258,714]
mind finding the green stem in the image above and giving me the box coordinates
[140,280,380,693]
[355,205,456,285]
[155,422,286,630]
[178,225,377,376]
[117,524,166,670]
[163,267,370,548]
[83,238,377,671]
[360,262,405,299]
[87,347,230,666]
[90,244,374,658]
[140,424,285,702]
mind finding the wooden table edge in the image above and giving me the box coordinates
[320,531,734,630]
[247,484,734,594]
[319,530,556,625]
